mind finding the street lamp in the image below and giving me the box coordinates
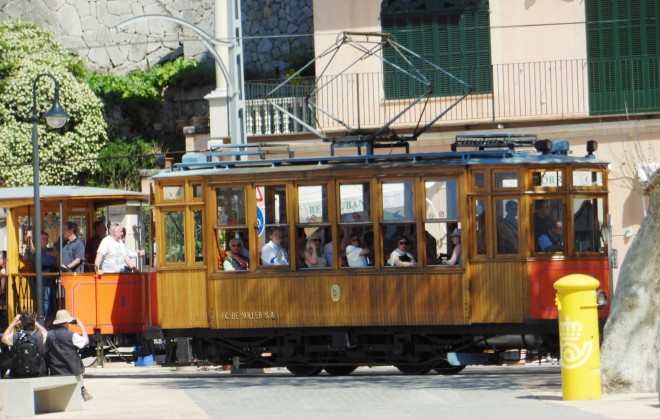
[32,73,69,324]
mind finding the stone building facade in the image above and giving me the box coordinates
[0,0,314,77]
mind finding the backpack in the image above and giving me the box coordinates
[11,331,44,377]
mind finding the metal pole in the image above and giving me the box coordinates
[31,93,44,325]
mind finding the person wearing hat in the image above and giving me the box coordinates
[46,310,92,401]
[443,228,462,266]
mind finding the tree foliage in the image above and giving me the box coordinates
[0,19,107,187]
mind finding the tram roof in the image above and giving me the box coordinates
[153,148,608,180]
[0,186,148,209]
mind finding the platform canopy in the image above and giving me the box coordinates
[0,186,148,209]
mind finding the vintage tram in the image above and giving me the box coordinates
[151,135,611,376]
[0,186,155,363]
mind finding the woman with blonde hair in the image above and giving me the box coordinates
[304,233,327,268]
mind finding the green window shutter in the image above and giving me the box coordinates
[381,0,492,100]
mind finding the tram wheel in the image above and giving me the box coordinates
[394,363,432,375]
[433,362,466,375]
[323,366,357,376]
[286,365,323,377]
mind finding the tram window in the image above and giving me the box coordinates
[424,179,459,265]
[257,185,290,267]
[473,172,486,191]
[298,185,328,224]
[534,199,564,253]
[163,185,184,201]
[475,199,487,256]
[299,226,332,269]
[340,183,371,222]
[216,187,248,271]
[573,197,605,253]
[532,170,563,188]
[573,171,604,188]
[496,199,519,255]
[192,183,203,199]
[339,183,373,268]
[163,210,185,264]
[193,209,204,263]
[382,181,416,267]
[494,172,519,189]
[216,187,246,225]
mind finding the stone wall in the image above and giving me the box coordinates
[0,0,314,77]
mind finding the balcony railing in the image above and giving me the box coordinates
[245,57,660,136]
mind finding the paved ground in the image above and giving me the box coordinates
[15,363,660,419]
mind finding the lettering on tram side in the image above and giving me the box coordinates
[220,311,276,320]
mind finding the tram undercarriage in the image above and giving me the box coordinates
[165,325,560,376]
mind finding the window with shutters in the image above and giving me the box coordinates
[381,0,492,99]
[586,0,660,114]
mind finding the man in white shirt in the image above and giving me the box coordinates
[94,224,137,275]
[260,228,289,265]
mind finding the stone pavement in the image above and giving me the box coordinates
[25,363,658,419]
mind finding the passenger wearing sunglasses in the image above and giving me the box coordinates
[345,234,371,267]
[388,235,417,267]
[304,233,328,268]
[224,238,249,271]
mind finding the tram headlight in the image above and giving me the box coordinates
[596,289,608,310]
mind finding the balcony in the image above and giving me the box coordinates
[245,56,660,137]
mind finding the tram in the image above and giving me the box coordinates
[0,186,155,363]
[151,134,611,376]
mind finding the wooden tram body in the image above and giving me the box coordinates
[0,187,155,352]
[152,137,611,375]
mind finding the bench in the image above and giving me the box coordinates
[0,376,82,418]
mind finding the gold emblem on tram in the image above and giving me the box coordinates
[331,284,341,302]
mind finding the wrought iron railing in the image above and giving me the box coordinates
[244,56,660,136]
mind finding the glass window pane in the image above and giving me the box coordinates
[382,181,414,221]
[573,171,604,187]
[532,170,563,188]
[260,226,290,266]
[193,209,203,262]
[382,223,417,267]
[257,185,289,266]
[163,210,185,263]
[192,184,203,198]
[534,199,564,252]
[301,227,331,269]
[495,172,518,188]
[573,197,605,252]
[298,185,328,224]
[217,187,246,225]
[163,185,183,200]
[474,172,486,190]
[496,199,519,254]
[475,199,487,255]
[339,183,371,222]
[343,226,374,268]
[218,228,250,271]
[425,179,458,220]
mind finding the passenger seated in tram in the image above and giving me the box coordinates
[223,238,249,271]
[443,229,462,265]
[304,233,327,268]
[260,228,289,265]
[497,200,519,254]
[538,220,564,252]
[388,235,417,267]
[345,234,371,267]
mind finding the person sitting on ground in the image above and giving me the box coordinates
[1,312,47,377]
[345,234,370,267]
[443,229,462,265]
[94,224,138,275]
[388,235,417,267]
[46,310,92,401]
[223,238,249,271]
[538,220,564,252]
[260,228,289,265]
[304,233,327,268]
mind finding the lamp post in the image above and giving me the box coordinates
[32,73,69,324]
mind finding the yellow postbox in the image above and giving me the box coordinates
[553,274,602,400]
